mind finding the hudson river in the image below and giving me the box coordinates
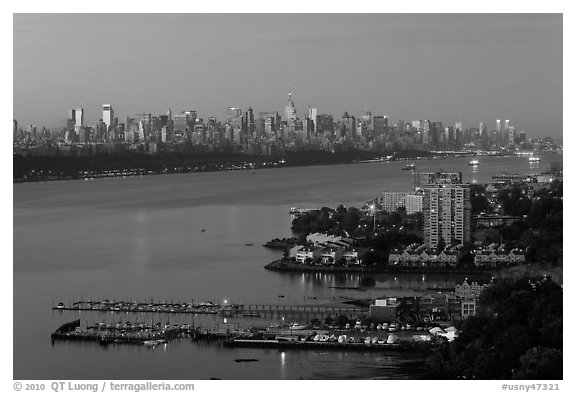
[13,155,560,379]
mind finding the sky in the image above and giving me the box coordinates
[13,13,563,139]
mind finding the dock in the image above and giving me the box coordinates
[51,320,196,345]
[223,338,435,353]
[53,299,367,319]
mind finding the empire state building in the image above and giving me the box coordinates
[284,90,297,126]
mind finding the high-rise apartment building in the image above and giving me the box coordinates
[423,183,471,249]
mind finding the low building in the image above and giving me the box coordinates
[418,293,461,321]
[455,278,491,300]
[473,244,526,267]
[388,243,463,268]
[320,246,344,264]
[369,298,399,323]
[342,248,368,265]
[295,246,322,264]
[474,215,521,228]
[306,233,342,245]
[461,299,477,319]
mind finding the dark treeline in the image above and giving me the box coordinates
[13,149,434,182]
[426,276,562,379]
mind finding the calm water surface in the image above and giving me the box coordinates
[13,155,559,379]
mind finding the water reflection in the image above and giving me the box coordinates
[279,271,491,295]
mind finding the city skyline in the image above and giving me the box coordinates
[14,14,562,139]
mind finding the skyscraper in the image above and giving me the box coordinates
[423,183,471,249]
[284,90,297,124]
[308,107,318,131]
[74,107,84,128]
[496,119,502,145]
[68,107,84,129]
[103,104,114,129]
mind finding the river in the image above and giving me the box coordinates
[13,154,560,379]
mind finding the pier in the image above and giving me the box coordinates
[51,318,444,353]
[51,320,196,345]
[53,299,368,319]
[223,338,435,353]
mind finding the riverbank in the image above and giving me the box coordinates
[14,148,536,183]
[264,259,496,275]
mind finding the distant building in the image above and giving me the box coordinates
[284,90,297,125]
[68,107,84,130]
[103,104,114,129]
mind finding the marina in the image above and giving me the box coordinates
[53,299,367,318]
[51,318,443,354]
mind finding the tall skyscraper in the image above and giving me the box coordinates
[308,107,318,130]
[284,90,297,124]
[496,119,502,145]
[68,107,84,129]
[422,120,431,145]
[423,183,471,249]
[103,104,114,129]
[74,107,84,128]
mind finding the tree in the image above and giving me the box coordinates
[512,347,563,380]
[427,277,563,379]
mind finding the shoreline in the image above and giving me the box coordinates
[13,149,551,184]
[264,259,496,275]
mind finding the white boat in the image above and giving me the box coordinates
[529,156,541,162]
[143,340,160,347]
[288,323,308,330]
[468,159,479,166]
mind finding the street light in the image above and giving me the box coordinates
[370,204,376,232]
